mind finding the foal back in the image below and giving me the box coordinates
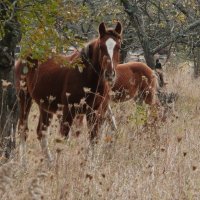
[112,62,158,104]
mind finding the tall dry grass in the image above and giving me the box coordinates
[1,59,200,200]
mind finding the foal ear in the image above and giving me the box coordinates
[99,22,106,37]
[115,22,122,35]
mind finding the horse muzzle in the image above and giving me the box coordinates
[104,69,116,85]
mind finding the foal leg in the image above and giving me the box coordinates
[144,91,160,122]
[37,109,53,164]
[18,90,32,167]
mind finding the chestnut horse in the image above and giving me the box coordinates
[15,22,122,165]
[58,55,159,130]
[108,62,159,129]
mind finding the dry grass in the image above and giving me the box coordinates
[1,60,200,200]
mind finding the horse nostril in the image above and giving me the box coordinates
[105,70,110,78]
[104,70,115,81]
[112,70,116,77]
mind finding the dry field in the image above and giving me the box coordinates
[1,59,200,200]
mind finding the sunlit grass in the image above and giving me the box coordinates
[1,60,200,199]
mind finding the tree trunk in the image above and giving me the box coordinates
[0,1,21,159]
[120,41,129,63]
[193,47,200,78]
[142,39,155,68]
[120,0,156,68]
[0,69,18,158]
[143,52,155,69]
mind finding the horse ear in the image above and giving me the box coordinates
[115,22,122,35]
[99,22,106,37]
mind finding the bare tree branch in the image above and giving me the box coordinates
[152,19,200,54]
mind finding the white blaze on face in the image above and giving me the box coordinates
[106,38,116,68]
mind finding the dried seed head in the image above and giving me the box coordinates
[48,95,56,102]
[1,79,12,89]
[104,135,113,143]
[66,92,71,97]
[80,98,86,105]
[55,138,63,143]
[56,148,63,154]
[192,166,197,171]
[177,136,182,143]
[40,99,44,104]
[85,174,93,180]
[83,87,91,93]
[160,147,165,152]
[101,173,106,178]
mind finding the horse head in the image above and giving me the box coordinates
[98,22,122,84]
[82,22,122,84]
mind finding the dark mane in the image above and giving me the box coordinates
[80,39,99,71]
[81,40,94,62]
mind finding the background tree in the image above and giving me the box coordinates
[120,0,200,69]
[70,0,200,68]
[0,0,88,159]
[0,0,21,158]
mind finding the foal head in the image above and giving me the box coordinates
[98,22,122,83]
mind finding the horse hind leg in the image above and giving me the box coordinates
[144,88,160,122]
[37,109,53,165]
[17,90,32,167]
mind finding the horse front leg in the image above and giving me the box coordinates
[87,94,110,144]
[37,109,53,165]
[60,105,75,138]
[86,112,99,144]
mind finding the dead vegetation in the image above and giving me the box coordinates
[1,60,200,200]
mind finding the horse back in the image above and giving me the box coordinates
[115,62,158,104]
[118,62,157,86]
